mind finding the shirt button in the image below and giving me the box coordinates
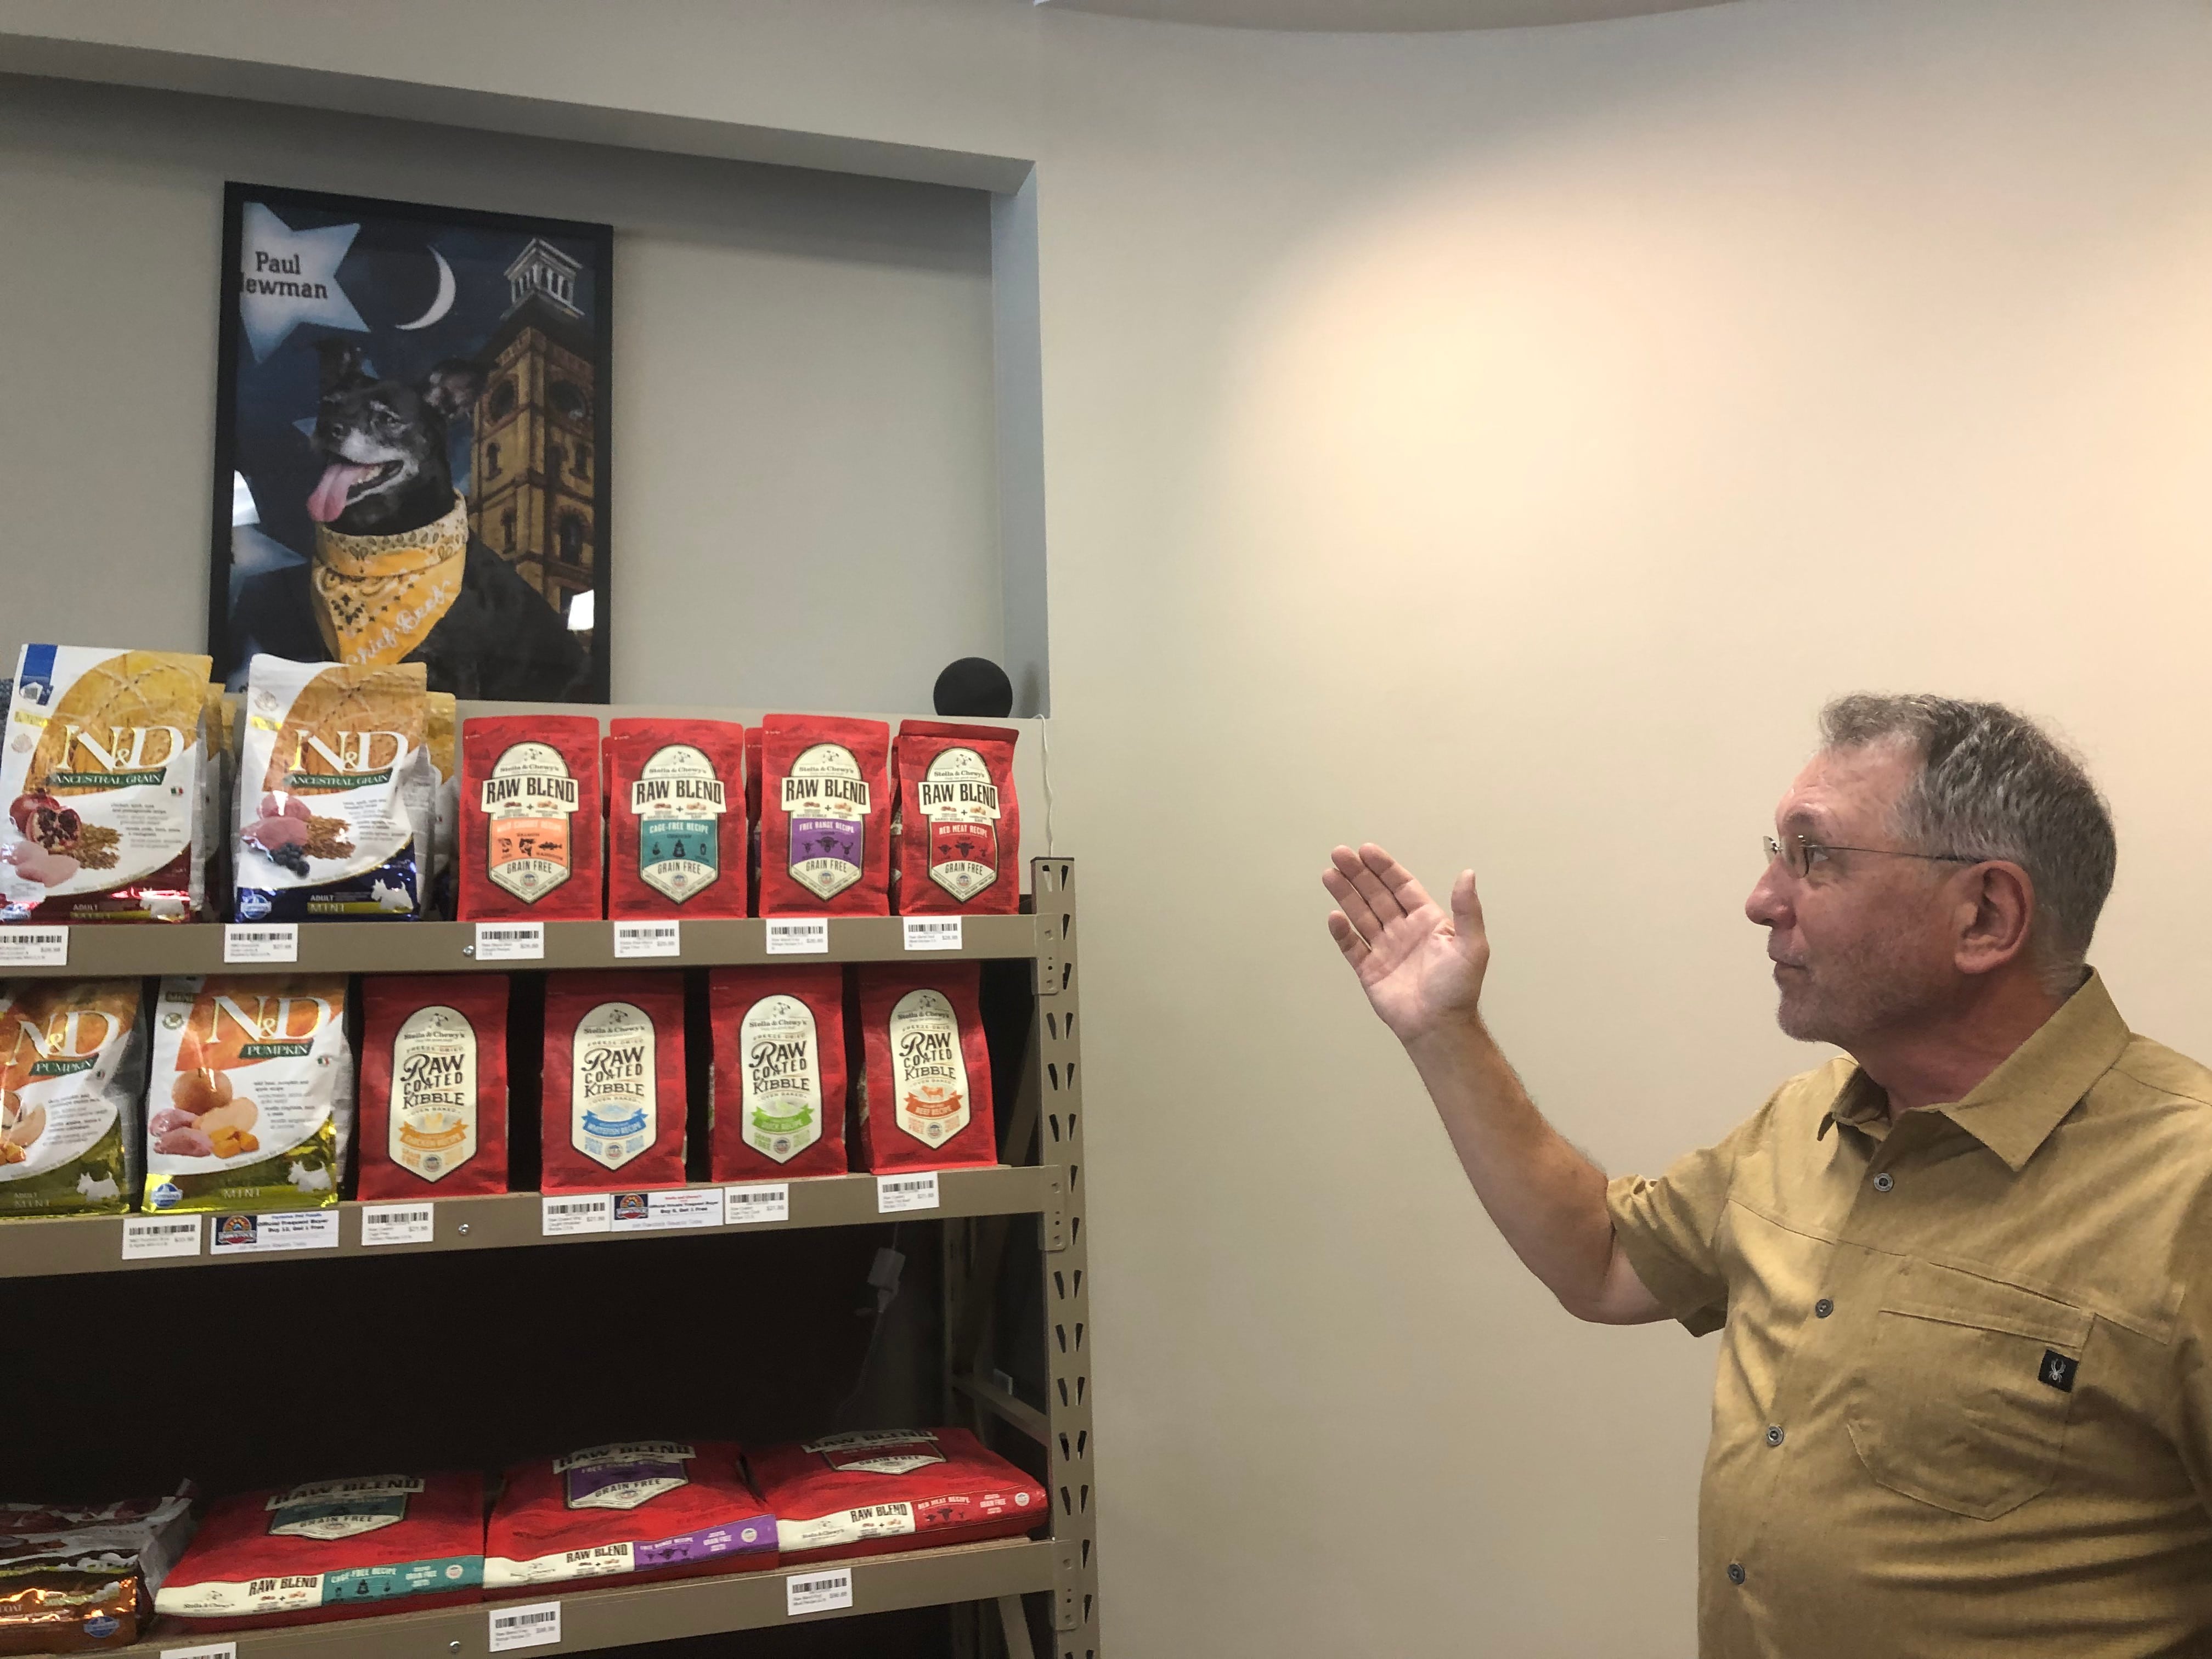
[1728,1562,1747,1585]
[1873,1172,1894,1193]
[1765,1425,1784,1447]
[1814,1297,1834,1318]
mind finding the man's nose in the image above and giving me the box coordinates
[1745,864,1792,929]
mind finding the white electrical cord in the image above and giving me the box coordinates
[1038,717,1056,856]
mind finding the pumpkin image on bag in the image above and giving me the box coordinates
[1,643,211,924]
[758,714,889,916]
[0,978,145,1216]
[357,975,509,1199]
[854,963,995,1173]
[459,715,602,920]
[707,966,847,1181]
[607,719,746,918]
[541,972,687,1191]
[893,720,1020,915]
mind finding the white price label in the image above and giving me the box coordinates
[764,917,828,955]
[902,916,963,952]
[610,1188,723,1233]
[222,923,298,964]
[540,1193,613,1236]
[209,1210,339,1256]
[0,927,67,967]
[613,919,680,958]
[488,1600,562,1652]
[121,1214,202,1261]
[876,1171,941,1214]
[360,1203,435,1247]
[161,1643,238,1659]
[723,1183,791,1226]
[475,921,544,961]
[786,1567,854,1616]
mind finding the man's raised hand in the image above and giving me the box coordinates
[1323,843,1490,1044]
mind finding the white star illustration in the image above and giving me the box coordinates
[238,202,370,363]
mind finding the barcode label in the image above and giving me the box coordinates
[210,1210,338,1256]
[122,1214,202,1261]
[902,916,963,952]
[876,1171,941,1214]
[610,1188,723,1233]
[723,1183,791,1226]
[475,922,545,961]
[0,927,66,967]
[360,1203,435,1248]
[765,917,829,955]
[160,1643,238,1659]
[488,1600,562,1651]
[786,1566,854,1616]
[613,919,681,958]
[541,1193,613,1236]
[222,923,298,964]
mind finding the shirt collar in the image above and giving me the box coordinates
[1815,969,2131,1171]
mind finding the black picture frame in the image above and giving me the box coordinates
[209,182,614,703]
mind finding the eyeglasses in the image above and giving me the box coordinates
[1762,833,1978,881]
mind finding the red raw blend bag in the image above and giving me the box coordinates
[708,966,847,1181]
[459,715,602,921]
[748,1430,1046,1565]
[853,963,995,1173]
[757,715,889,917]
[541,972,687,1192]
[893,721,1020,916]
[153,1472,484,1631]
[485,1441,776,1595]
[606,720,746,919]
[357,975,510,1199]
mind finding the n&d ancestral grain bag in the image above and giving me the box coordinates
[233,656,432,921]
[145,975,351,1213]
[854,964,995,1173]
[607,719,746,919]
[747,1429,1045,1564]
[460,716,602,921]
[0,1492,196,1655]
[485,1442,777,1593]
[893,721,1020,915]
[707,966,845,1181]
[541,972,687,1191]
[155,1473,483,1632]
[1,644,211,924]
[0,979,144,1217]
[757,715,889,916]
[357,975,509,1199]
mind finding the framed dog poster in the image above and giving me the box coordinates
[209,182,613,702]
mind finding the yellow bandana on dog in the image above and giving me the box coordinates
[311,494,469,669]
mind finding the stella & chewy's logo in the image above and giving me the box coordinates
[286,729,409,789]
[44,724,185,788]
[487,742,579,901]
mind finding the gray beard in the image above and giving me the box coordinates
[1774,949,1949,1048]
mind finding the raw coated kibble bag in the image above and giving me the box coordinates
[758,714,889,916]
[0,644,212,924]
[357,975,509,1199]
[233,655,432,921]
[607,719,746,918]
[541,972,687,1192]
[144,975,352,1214]
[0,978,144,1217]
[155,1472,483,1632]
[707,966,847,1181]
[892,721,1020,915]
[747,1430,1046,1565]
[854,964,995,1173]
[485,1441,777,1593]
[0,1492,195,1655]
[459,715,603,920]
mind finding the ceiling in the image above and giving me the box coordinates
[1033,0,1731,29]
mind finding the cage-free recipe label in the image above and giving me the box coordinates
[786,1566,854,1616]
[0,927,66,967]
[488,1600,562,1651]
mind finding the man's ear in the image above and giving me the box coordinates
[422,359,485,420]
[1955,860,2036,976]
[316,340,369,394]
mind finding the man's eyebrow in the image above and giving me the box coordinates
[1780,806,1832,838]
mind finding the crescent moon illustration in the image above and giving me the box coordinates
[394,247,456,331]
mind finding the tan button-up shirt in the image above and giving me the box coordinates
[1608,973,2212,1658]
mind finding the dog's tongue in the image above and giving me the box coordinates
[307,461,376,524]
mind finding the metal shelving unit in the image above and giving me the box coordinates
[0,856,1098,1659]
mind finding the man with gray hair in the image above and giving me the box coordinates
[1324,695,2212,1658]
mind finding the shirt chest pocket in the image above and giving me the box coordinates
[1845,1261,2092,1521]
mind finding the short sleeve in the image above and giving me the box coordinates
[1606,1102,1774,1337]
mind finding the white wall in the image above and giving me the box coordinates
[7,2,2212,1653]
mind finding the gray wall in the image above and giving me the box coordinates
[0,73,1005,713]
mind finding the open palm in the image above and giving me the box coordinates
[1322,843,1489,1042]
